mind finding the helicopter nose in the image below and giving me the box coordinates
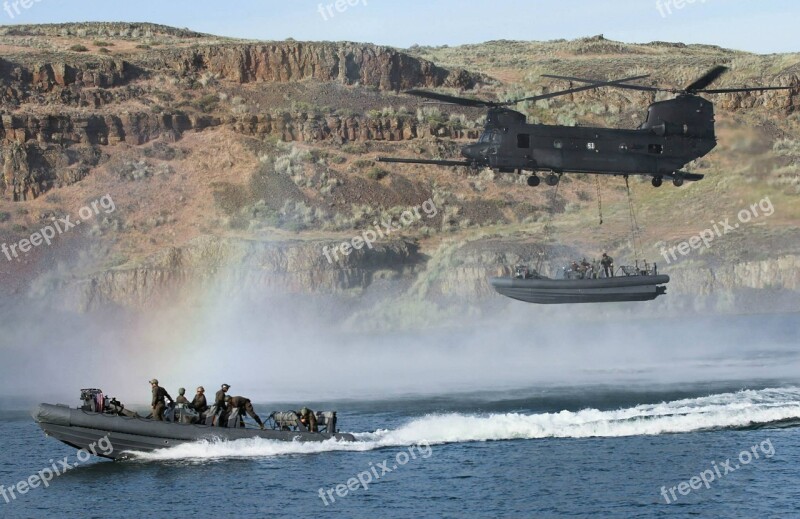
[461,143,490,160]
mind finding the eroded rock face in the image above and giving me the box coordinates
[45,235,422,311]
[146,42,482,90]
[0,39,485,200]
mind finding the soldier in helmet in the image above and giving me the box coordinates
[601,253,614,278]
[298,407,318,433]
[150,379,174,421]
[215,384,230,411]
[226,395,265,430]
[191,386,208,415]
[175,388,189,405]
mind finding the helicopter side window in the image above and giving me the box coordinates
[517,133,530,149]
[648,144,663,154]
[553,140,563,149]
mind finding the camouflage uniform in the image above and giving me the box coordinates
[228,396,264,428]
[175,388,189,405]
[191,392,208,414]
[150,383,173,421]
[299,407,318,432]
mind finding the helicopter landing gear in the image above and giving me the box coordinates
[672,176,684,187]
[527,175,540,187]
[545,173,560,186]
[651,176,663,188]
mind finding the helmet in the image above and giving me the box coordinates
[197,386,205,392]
[221,384,230,390]
[149,379,159,385]
[299,407,309,416]
[178,387,186,395]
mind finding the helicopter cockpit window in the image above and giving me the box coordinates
[480,131,500,144]
[553,139,563,149]
[517,133,530,148]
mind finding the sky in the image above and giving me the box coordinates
[1,0,799,54]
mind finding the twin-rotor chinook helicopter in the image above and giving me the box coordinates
[378,66,794,187]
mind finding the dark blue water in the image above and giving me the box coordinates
[2,384,800,518]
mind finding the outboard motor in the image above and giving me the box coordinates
[315,411,338,434]
[80,388,104,412]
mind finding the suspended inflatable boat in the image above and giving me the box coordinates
[490,264,669,304]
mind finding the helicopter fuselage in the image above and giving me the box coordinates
[465,95,716,181]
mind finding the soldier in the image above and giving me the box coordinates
[150,379,174,421]
[591,259,600,279]
[191,386,208,415]
[227,395,265,429]
[570,261,580,279]
[298,407,318,433]
[601,253,614,277]
[215,384,230,411]
[175,388,189,405]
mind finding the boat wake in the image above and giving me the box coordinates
[128,387,800,461]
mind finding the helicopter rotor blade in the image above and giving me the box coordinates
[695,86,797,94]
[403,89,495,108]
[541,74,665,93]
[506,74,652,105]
[684,65,729,92]
[404,75,651,109]
[546,66,794,96]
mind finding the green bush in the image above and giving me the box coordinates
[351,159,373,170]
[211,182,251,216]
[0,211,10,223]
[69,44,89,52]
[93,40,114,47]
[195,94,219,113]
[342,143,367,154]
[366,167,388,181]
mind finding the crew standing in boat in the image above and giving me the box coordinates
[601,253,614,278]
[215,384,230,411]
[150,379,174,421]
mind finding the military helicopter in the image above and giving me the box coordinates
[378,66,794,187]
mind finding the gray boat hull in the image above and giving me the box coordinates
[489,275,670,304]
[33,403,356,460]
